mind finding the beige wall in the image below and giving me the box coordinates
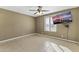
[0,7,79,42]
[35,7,79,42]
[0,8,35,40]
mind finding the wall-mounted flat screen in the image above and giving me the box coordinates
[52,11,72,24]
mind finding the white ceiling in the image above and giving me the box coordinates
[0,6,78,17]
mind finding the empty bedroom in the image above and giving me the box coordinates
[0,6,79,52]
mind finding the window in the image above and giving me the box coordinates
[44,16,57,32]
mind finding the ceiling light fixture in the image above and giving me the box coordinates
[29,6,49,15]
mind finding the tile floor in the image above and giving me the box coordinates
[0,34,79,52]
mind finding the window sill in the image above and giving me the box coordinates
[44,31,57,33]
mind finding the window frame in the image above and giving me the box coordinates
[44,15,57,32]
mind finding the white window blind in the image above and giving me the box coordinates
[44,16,57,32]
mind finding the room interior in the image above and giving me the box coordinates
[0,6,79,52]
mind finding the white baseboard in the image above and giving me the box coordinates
[0,33,37,43]
[36,33,79,44]
[0,33,79,45]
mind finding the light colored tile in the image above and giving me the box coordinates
[0,34,79,52]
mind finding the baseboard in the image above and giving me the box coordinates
[36,33,79,44]
[0,33,37,43]
[0,33,79,45]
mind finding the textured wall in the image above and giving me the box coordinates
[0,8,35,40]
[35,7,79,42]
